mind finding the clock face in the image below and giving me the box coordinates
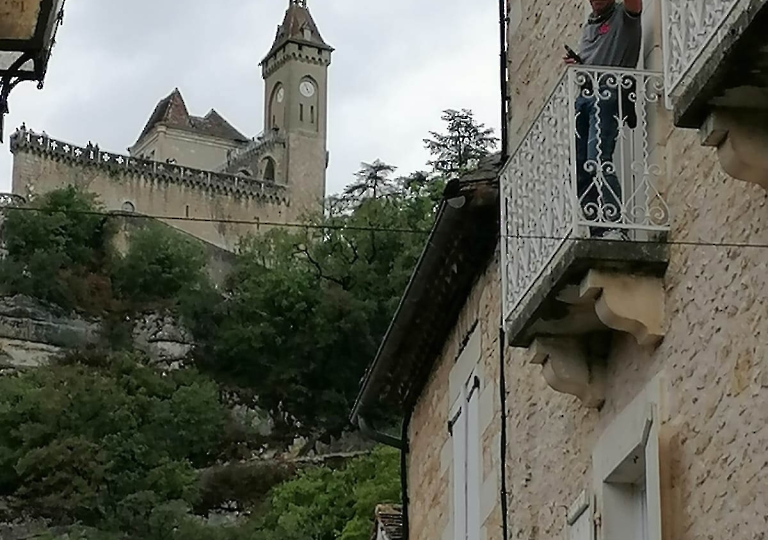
[277,88,285,103]
[299,80,315,98]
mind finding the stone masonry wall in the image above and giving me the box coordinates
[10,132,297,252]
[501,0,768,538]
[408,254,503,540]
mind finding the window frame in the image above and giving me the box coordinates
[592,377,665,540]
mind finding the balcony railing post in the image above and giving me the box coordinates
[567,66,582,237]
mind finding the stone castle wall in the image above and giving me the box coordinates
[10,129,298,252]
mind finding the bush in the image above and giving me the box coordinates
[113,224,208,305]
[253,447,401,540]
[0,187,116,312]
[0,351,228,530]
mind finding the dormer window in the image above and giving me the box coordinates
[303,27,312,40]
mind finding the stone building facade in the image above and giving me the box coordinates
[353,0,768,539]
[9,0,332,251]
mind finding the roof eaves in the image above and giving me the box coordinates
[350,156,503,422]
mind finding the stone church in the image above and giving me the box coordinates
[9,0,332,252]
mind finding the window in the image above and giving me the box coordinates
[450,371,481,540]
[593,378,664,540]
[185,205,190,218]
[262,157,276,182]
[311,105,315,124]
[121,201,135,213]
[300,104,304,122]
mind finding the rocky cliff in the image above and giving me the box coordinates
[0,295,195,370]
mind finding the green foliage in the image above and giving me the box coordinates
[0,351,227,532]
[253,447,400,540]
[0,186,115,312]
[424,108,498,179]
[112,224,208,305]
[0,109,486,539]
[192,169,439,441]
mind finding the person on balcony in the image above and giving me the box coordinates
[564,0,642,239]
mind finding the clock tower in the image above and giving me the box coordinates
[261,0,333,213]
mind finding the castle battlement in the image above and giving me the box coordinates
[10,128,290,205]
[222,128,286,172]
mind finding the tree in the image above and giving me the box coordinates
[252,447,400,540]
[423,108,498,179]
[191,177,438,443]
[342,160,398,205]
[113,223,208,305]
[0,186,116,312]
[0,351,228,532]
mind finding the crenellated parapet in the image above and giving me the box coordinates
[222,128,286,174]
[10,127,290,205]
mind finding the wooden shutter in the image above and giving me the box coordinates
[451,400,467,540]
[466,375,481,540]
[567,491,593,540]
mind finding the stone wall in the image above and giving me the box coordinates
[130,126,243,172]
[112,214,236,288]
[10,130,294,252]
[408,255,503,540]
[498,0,768,538]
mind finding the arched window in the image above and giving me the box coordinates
[269,83,285,130]
[263,157,276,182]
[121,201,135,213]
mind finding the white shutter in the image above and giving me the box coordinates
[466,375,481,540]
[451,400,467,540]
[567,491,593,540]
[644,406,662,540]
[569,510,592,540]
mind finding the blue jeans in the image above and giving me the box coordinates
[575,88,622,233]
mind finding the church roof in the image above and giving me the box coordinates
[262,0,333,63]
[136,89,248,144]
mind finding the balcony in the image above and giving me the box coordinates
[501,67,670,407]
[662,0,768,186]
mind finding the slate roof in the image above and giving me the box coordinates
[136,89,247,144]
[262,0,334,62]
[371,505,404,540]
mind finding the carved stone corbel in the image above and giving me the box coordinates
[700,108,768,189]
[578,270,665,347]
[531,337,606,408]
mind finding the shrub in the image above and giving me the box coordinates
[113,224,208,305]
[0,186,116,312]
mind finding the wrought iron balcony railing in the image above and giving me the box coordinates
[501,67,670,329]
[662,0,742,101]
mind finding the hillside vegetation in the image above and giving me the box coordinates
[0,110,496,539]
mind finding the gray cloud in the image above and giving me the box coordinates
[0,0,501,195]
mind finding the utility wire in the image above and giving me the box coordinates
[2,205,768,251]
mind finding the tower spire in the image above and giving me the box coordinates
[290,0,307,6]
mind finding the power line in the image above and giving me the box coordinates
[2,205,768,251]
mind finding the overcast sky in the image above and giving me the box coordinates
[0,0,501,195]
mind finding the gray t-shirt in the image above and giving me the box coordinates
[579,3,641,68]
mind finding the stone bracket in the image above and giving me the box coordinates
[700,108,768,189]
[578,270,665,347]
[531,337,606,408]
